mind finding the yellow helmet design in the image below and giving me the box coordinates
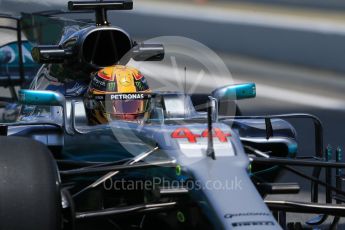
[84,65,151,124]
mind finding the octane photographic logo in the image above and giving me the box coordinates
[107,36,235,165]
[104,176,243,192]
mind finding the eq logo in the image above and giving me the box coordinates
[171,127,231,143]
[0,42,34,64]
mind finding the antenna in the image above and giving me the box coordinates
[184,66,187,117]
[206,96,216,160]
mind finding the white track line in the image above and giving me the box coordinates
[138,63,345,111]
[133,1,345,35]
[254,83,345,110]
[5,0,345,35]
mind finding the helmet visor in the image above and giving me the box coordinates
[94,93,151,115]
[111,99,148,114]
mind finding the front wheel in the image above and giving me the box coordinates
[0,136,61,230]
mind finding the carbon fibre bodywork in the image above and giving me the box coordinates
[7,90,297,229]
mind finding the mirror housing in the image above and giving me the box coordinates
[19,90,65,106]
[31,46,71,64]
[131,43,164,61]
[19,89,74,134]
[212,83,256,100]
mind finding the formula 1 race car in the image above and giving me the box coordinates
[0,1,344,230]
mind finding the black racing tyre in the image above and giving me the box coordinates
[0,136,61,230]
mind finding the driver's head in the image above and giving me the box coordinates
[84,65,151,125]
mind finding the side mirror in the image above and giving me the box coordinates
[211,83,256,100]
[31,46,71,63]
[18,90,73,134]
[19,90,65,106]
[131,43,164,61]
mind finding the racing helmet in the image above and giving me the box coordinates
[84,65,151,124]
